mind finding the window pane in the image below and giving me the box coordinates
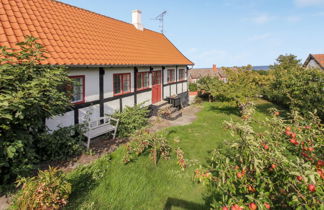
[114,75,121,94]
[123,74,130,92]
[143,73,149,87]
[179,69,185,80]
[71,77,83,102]
[168,70,175,82]
[136,73,142,89]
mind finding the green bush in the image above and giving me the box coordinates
[0,37,72,188]
[112,103,149,137]
[13,167,71,210]
[189,82,198,91]
[265,55,324,120]
[36,125,85,161]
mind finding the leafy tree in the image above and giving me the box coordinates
[0,37,72,187]
[197,66,269,116]
[271,54,301,70]
[265,55,324,120]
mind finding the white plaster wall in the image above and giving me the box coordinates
[104,100,120,115]
[183,82,188,92]
[307,59,321,69]
[137,91,152,106]
[122,95,134,108]
[46,111,74,131]
[164,86,170,98]
[171,84,177,96]
[69,68,99,102]
[177,83,183,93]
[103,67,134,98]
[79,104,100,124]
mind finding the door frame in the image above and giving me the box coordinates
[151,70,162,104]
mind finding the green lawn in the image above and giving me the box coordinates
[66,100,277,210]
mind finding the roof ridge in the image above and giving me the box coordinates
[52,0,162,35]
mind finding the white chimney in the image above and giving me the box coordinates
[132,10,144,31]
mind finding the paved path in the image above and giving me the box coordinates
[149,105,202,132]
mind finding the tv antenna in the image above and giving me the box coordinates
[152,11,167,33]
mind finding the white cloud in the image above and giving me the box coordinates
[245,14,275,24]
[295,0,324,7]
[249,33,271,41]
[286,16,302,22]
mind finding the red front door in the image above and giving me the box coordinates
[152,71,162,104]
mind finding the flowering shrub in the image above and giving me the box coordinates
[123,129,171,165]
[197,110,324,209]
[13,167,71,209]
[176,148,186,170]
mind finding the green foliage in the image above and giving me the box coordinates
[198,110,324,209]
[265,54,324,120]
[0,37,72,187]
[271,54,301,69]
[36,125,85,161]
[123,129,171,165]
[13,167,72,210]
[188,82,198,91]
[112,103,149,137]
[197,67,269,114]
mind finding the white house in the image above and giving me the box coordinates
[0,0,193,131]
[303,54,324,70]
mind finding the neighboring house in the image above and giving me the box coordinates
[304,54,324,70]
[188,64,227,83]
[0,0,193,131]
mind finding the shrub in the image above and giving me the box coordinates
[265,57,324,120]
[198,110,324,209]
[36,125,85,161]
[112,103,149,137]
[176,148,186,170]
[0,37,72,188]
[123,129,171,165]
[13,167,71,210]
[189,82,198,92]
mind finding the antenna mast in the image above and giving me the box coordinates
[152,11,167,33]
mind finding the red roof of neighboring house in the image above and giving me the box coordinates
[304,54,324,69]
[312,54,324,68]
[0,0,193,66]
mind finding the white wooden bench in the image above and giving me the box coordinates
[83,116,119,149]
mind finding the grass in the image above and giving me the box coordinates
[66,99,278,210]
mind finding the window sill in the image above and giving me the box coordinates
[113,91,132,97]
[72,100,85,105]
[137,87,150,91]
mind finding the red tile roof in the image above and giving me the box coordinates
[312,54,324,68]
[0,0,193,66]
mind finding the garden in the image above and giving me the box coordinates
[1,38,323,209]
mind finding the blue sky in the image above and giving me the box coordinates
[60,0,324,67]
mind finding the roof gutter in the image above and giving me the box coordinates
[64,64,194,69]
